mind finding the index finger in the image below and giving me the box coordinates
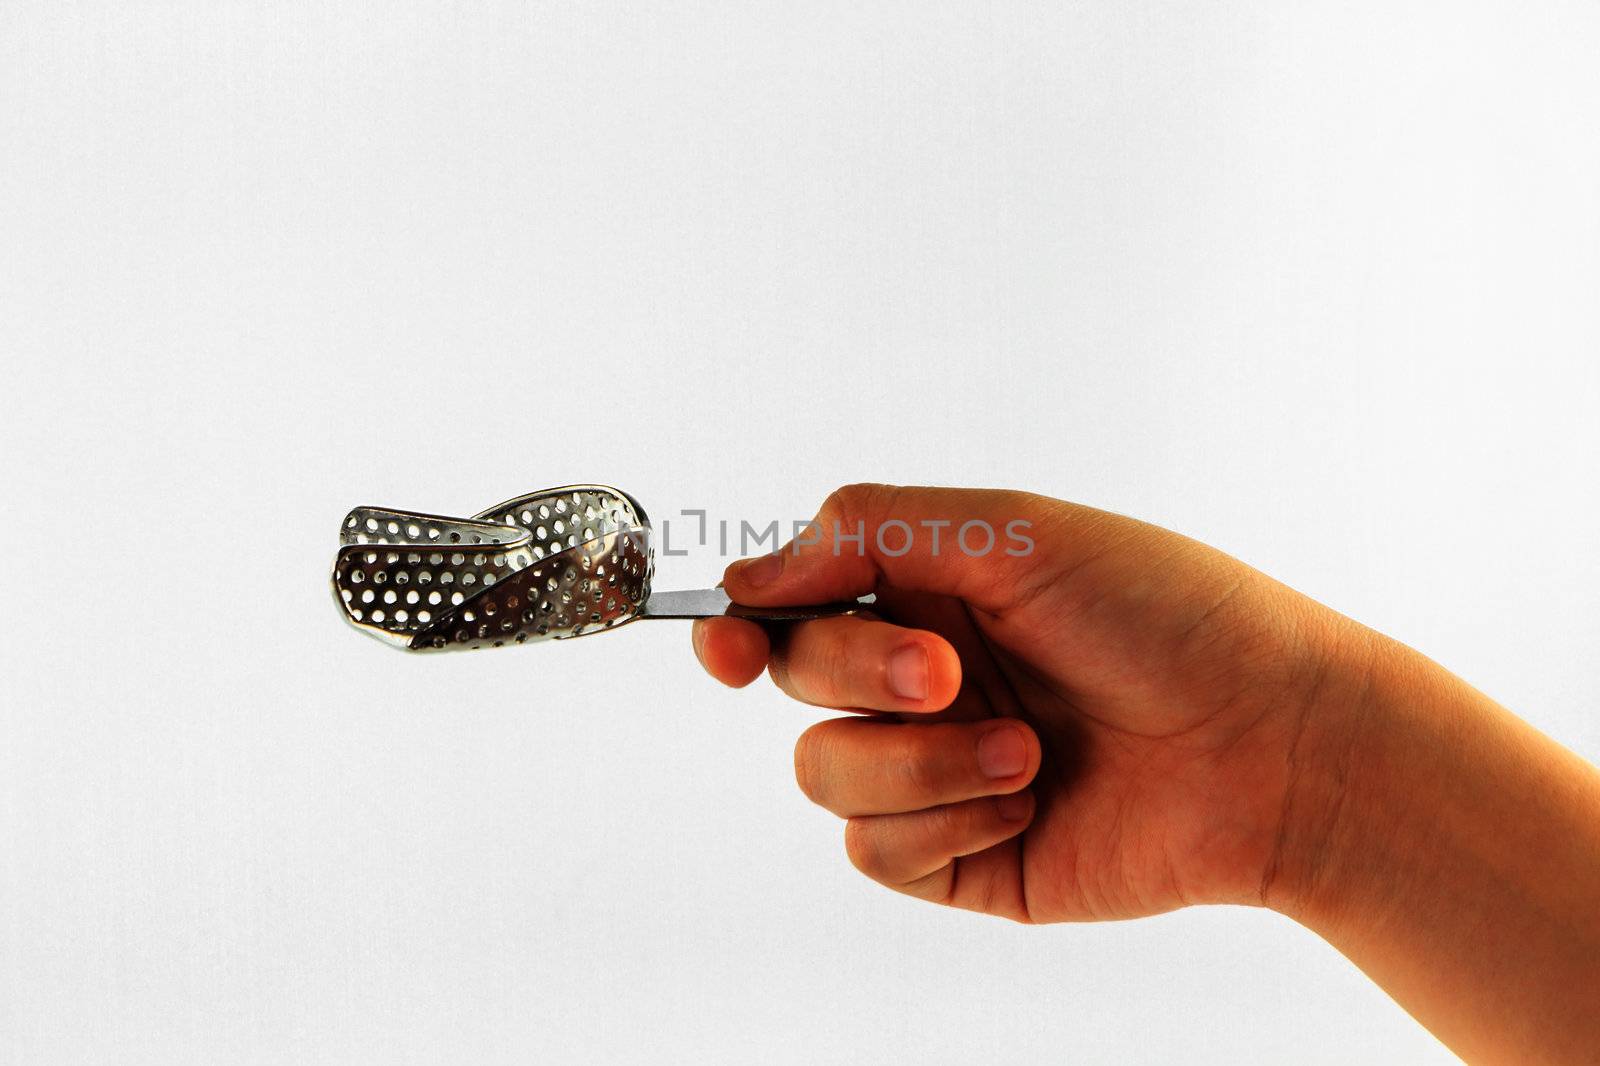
[691,616,770,688]
[721,484,1093,614]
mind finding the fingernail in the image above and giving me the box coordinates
[691,622,706,662]
[976,721,1028,779]
[996,790,1033,823]
[887,644,930,701]
[738,551,784,588]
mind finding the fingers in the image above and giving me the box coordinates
[691,616,769,688]
[721,483,1104,614]
[692,613,963,713]
[795,715,1040,910]
[794,716,1040,817]
[769,615,961,713]
[844,791,1037,900]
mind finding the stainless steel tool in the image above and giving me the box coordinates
[331,485,870,651]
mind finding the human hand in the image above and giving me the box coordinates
[692,483,1600,1062]
[691,484,1367,923]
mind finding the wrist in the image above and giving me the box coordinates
[1256,610,1600,1062]
[1258,613,1393,925]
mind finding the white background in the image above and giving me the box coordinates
[3,3,1597,1063]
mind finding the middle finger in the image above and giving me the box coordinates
[768,615,962,713]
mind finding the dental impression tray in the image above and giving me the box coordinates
[332,485,868,652]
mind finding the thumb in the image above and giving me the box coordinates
[721,483,1069,613]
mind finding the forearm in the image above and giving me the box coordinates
[1273,628,1600,1064]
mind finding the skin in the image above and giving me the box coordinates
[692,484,1600,1065]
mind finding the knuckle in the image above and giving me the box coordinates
[843,819,887,879]
[920,801,965,841]
[807,628,856,706]
[791,724,833,807]
[897,741,948,806]
[965,851,1012,916]
[766,653,796,698]
[780,623,855,708]
[821,482,894,526]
